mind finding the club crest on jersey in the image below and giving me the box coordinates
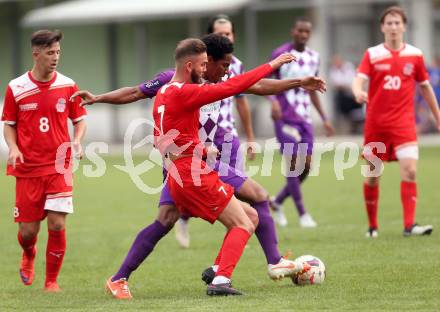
[56,98,66,112]
[403,63,414,76]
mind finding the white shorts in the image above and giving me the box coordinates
[395,144,419,160]
[44,194,74,214]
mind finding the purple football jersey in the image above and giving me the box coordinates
[270,42,320,125]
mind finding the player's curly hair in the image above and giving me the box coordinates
[207,14,235,34]
[201,33,234,62]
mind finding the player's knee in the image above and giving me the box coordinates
[47,220,65,231]
[157,204,179,228]
[20,228,39,241]
[403,166,417,181]
[249,181,268,203]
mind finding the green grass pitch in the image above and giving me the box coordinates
[1,147,439,311]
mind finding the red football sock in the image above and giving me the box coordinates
[18,232,37,258]
[45,229,66,284]
[213,230,232,266]
[17,232,37,258]
[364,183,379,229]
[401,181,417,230]
[216,227,250,279]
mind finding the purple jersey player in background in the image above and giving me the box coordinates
[268,17,334,228]
[71,33,326,299]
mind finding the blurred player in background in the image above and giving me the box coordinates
[174,14,257,248]
[352,6,440,238]
[1,30,87,291]
[269,17,334,228]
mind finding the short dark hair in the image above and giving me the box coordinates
[293,16,312,28]
[201,34,234,61]
[380,6,407,24]
[174,38,207,61]
[31,29,63,48]
[207,14,235,34]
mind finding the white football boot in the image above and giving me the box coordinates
[175,218,190,248]
[365,228,379,238]
[267,255,311,280]
[299,213,317,228]
[403,224,433,237]
[270,197,288,227]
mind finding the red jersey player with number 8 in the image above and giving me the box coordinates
[1,30,87,292]
[352,6,440,238]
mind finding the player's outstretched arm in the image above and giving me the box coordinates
[3,124,23,168]
[182,53,295,110]
[418,82,440,131]
[352,76,368,104]
[246,76,326,95]
[70,86,146,106]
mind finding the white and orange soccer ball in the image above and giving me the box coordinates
[292,255,326,286]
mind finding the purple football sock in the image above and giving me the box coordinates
[112,220,171,281]
[274,185,290,205]
[286,176,306,216]
[253,200,282,265]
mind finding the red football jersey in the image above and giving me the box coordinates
[1,71,86,177]
[357,43,429,131]
[153,64,273,157]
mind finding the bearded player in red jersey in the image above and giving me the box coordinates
[153,38,308,296]
[352,6,440,238]
[1,30,87,291]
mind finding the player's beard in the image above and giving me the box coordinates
[191,69,202,84]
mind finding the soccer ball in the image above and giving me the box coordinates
[292,255,326,286]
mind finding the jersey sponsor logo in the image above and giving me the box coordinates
[200,101,221,113]
[403,63,414,76]
[374,64,391,71]
[144,79,160,89]
[19,103,38,111]
[56,98,66,112]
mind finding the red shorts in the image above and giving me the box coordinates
[14,173,73,223]
[363,127,417,162]
[168,158,234,224]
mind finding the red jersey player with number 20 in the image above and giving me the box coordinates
[2,30,87,292]
[352,6,440,238]
[153,38,300,296]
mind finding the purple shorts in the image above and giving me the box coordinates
[159,159,247,207]
[214,134,245,174]
[274,120,314,156]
